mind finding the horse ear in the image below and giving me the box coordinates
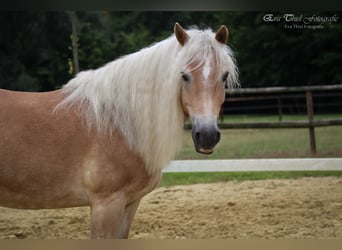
[174,22,189,46]
[215,25,229,44]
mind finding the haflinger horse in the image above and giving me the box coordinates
[0,23,238,238]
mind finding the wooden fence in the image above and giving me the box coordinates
[185,84,342,155]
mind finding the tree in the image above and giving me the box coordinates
[0,11,341,91]
[0,12,71,91]
[68,11,80,75]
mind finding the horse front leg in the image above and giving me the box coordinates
[90,193,127,239]
[117,199,141,238]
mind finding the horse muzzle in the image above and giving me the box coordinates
[191,118,221,155]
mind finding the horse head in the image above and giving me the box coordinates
[175,23,237,154]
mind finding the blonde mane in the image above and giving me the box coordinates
[56,27,238,175]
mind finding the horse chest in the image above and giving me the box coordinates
[82,137,162,204]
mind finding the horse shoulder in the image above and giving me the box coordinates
[83,131,161,204]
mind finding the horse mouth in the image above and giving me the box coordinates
[195,146,214,155]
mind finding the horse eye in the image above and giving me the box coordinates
[181,72,190,82]
[222,71,229,82]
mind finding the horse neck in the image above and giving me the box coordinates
[110,40,185,174]
[63,37,185,175]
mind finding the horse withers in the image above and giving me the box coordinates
[0,23,238,238]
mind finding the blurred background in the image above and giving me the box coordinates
[0,11,341,91]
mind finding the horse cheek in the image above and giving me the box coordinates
[180,87,191,118]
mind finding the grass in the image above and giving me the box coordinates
[160,114,342,186]
[176,126,342,160]
[177,114,342,160]
[160,171,342,187]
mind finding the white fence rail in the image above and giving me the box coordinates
[163,158,342,173]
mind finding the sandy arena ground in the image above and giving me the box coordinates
[0,177,341,239]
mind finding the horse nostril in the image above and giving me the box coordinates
[195,132,201,143]
[216,131,221,142]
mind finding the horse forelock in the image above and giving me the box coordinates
[181,29,239,89]
[56,26,238,175]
